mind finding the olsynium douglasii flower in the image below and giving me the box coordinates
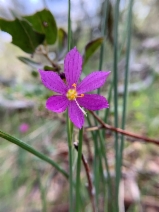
[39,47,110,129]
[19,123,29,133]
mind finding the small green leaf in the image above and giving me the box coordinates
[25,9,57,45]
[0,18,45,53]
[83,37,104,65]
[18,56,43,69]
[31,70,38,78]
[57,28,67,59]
[58,28,67,52]
[44,65,57,72]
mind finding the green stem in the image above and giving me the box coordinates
[98,0,109,69]
[75,128,83,212]
[0,130,68,178]
[67,116,74,212]
[87,114,100,207]
[119,0,134,191]
[98,131,114,211]
[98,0,109,94]
[113,0,120,211]
[68,0,71,51]
[67,1,73,211]
[94,121,108,211]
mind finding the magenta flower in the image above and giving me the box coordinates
[39,47,110,128]
[19,123,29,133]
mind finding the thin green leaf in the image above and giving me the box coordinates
[18,56,43,69]
[67,0,71,52]
[67,1,73,211]
[113,0,120,211]
[0,18,45,53]
[83,37,104,65]
[24,9,57,45]
[0,130,69,179]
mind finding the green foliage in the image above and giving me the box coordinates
[24,9,57,45]
[83,37,103,66]
[0,18,45,53]
[18,56,43,69]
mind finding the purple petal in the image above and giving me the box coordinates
[46,95,69,113]
[77,71,110,94]
[39,70,67,94]
[64,47,82,88]
[77,94,109,110]
[68,101,84,129]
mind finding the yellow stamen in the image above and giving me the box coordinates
[66,83,86,116]
[66,89,77,100]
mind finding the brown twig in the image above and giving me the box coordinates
[43,52,61,71]
[85,125,103,132]
[36,46,61,72]
[38,109,159,146]
[89,111,159,146]
[74,142,96,212]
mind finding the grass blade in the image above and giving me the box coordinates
[0,130,68,178]
[118,0,134,196]
[75,128,83,212]
[113,0,120,210]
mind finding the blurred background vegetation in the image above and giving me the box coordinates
[0,0,159,211]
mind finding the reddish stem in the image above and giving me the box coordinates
[89,111,159,146]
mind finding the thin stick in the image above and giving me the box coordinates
[74,142,96,212]
[36,48,61,72]
[43,52,61,71]
[89,111,159,145]
[37,112,159,146]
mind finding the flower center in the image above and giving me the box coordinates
[66,84,87,116]
[66,83,84,101]
[66,89,77,100]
